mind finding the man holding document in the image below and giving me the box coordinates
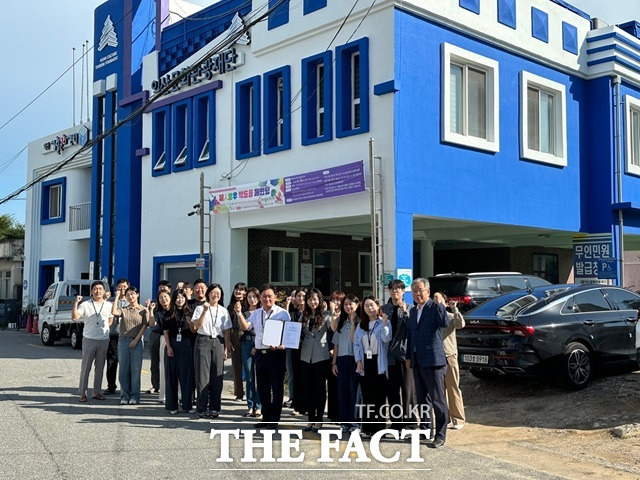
[236,284,295,429]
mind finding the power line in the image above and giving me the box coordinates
[224,0,373,181]
[0,0,288,207]
[0,0,146,135]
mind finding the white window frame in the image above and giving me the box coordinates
[174,105,188,167]
[358,252,372,286]
[625,94,640,176]
[442,43,500,153]
[351,51,361,130]
[316,62,325,138]
[268,247,298,285]
[49,184,62,219]
[276,76,284,147]
[248,85,255,153]
[520,71,567,167]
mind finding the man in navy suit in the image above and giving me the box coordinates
[405,278,450,447]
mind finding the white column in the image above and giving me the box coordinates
[420,239,434,278]
[212,215,248,293]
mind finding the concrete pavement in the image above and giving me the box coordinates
[0,330,562,479]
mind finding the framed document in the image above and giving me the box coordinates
[263,319,302,349]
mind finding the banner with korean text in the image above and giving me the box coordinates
[209,161,366,214]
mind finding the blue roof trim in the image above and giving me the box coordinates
[587,32,640,55]
[373,80,397,96]
[159,0,252,76]
[587,44,640,65]
[549,0,590,21]
[618,21,640,40]
[587,55,640,75]
[613,202,640,212]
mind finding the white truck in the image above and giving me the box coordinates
[39,280,94,349]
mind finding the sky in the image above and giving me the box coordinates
[0,0,639,225]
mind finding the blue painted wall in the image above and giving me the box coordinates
[394,10,585,232]
[620,81,640,233]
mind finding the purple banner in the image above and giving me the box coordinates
[284,161,365,205]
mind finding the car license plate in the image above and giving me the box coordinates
[463,354,489,364]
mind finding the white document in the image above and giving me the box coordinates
[281,321,302,349]
[262,319,302,349]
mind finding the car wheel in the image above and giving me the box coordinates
[40,323,56,346]
[70,328,83,350]
[470,370,501,381]
[560,342,592,390]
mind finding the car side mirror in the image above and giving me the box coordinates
[38,297,44,307]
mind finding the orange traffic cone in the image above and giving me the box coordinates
[26,314,32,333]
[33,317,39,334]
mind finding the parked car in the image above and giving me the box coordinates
[428,272,551,312]
[457,284,640,389]
[39,280,93,349]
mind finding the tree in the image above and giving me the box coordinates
[0,214,25,241]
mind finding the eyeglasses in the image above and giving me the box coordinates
[411,288,429,294]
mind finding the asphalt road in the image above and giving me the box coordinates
[0,330,563,480]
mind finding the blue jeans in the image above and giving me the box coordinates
[241,338,261,410]
[118,337,143,402]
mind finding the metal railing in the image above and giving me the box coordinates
[69,202,91,232]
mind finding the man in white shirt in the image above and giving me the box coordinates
[72,281,114,402]
[237,284,290,429]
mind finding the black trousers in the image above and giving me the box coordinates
[360,356,387,435]
[414,363,448,441]
[105,335,119,391]
[194,335,225,412]
[302,359,328,423]
[149,330,162,390]
[165,337,194,412]
[386,361,415,428]
[255,349,286,423]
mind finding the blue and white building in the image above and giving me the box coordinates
[25,0,640,303]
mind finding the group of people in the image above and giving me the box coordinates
[71,277,466,448]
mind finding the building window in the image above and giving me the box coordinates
[152,107,171,176]
[172,99,192,172]
[236,76,261,159]
[304,0,327,14]
[0,271,11,299]
[336,37,369,138]
[269,247,298,285]
[194,91,216,167]
[520,71,567,167]
[264,66,291,154]
[41,177,66,225]
[268,0,289,30]
[625,95,640,176]
[533,253,558,284]
[359,252,372,286]
[442,43,499,153]
[302,51,332,145]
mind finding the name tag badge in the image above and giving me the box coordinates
[366,349,373,360]
[176,334,182,342]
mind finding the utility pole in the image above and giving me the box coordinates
[199,172,205,262]
[369,138,384,299]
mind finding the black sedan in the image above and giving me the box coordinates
[456,284,640,389]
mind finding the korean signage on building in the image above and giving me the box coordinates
[151,48,244,95]
[572,234,614,284]
[43,126,90,154]
[209,161,366,214]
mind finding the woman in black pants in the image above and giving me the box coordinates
[300,288,332,431]
[163,288,194,414]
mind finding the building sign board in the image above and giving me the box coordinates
[572,234,613,283]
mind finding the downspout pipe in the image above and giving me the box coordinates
[613,75,625,285]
